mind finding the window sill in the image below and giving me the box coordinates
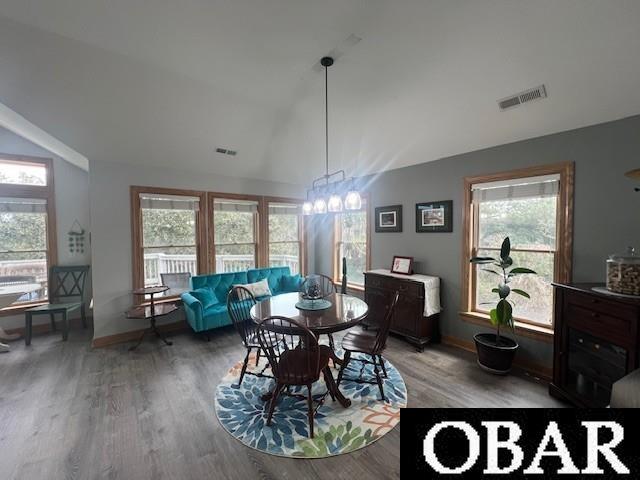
[0,301,48,317]
[459,311,554,343]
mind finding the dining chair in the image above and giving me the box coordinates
[257,316,339,438]
[24,265,90,345]
[227,286,272,386]
[336,291,400,402]
[301,273,339,350]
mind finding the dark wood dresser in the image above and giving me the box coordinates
[363,270,440,351]
[550,283,640,407]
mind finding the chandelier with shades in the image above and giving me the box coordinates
[302,57,362,216]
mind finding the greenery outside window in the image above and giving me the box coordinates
[334,198,370,288]
[140,193,200,289]
[213,198,259,273]
[0,156,56,308]
[267,202,303,275]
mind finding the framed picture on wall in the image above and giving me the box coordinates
[391,255,413,275]
[375,205,402,232]
[416,200,453,232]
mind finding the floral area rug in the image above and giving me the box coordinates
[215,349,407,458]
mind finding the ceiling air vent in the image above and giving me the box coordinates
[215,147,237,156]
[498,84,547,111]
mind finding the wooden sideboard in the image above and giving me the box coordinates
[550,283,640,407]
[363,271,440,351]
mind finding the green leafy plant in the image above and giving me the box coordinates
[470,237,536,346]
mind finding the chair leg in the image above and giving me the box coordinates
[50,313,56,332]
[255,348,261,366]
[81,303,87,328]
[25,312,32,346]
[372,355,386,402]
[62,311,69,341]
[266,382,284,426]
[327,333,335,352]
[378,354,388,378]
[306,383,314,438]
[237,347,251,387]
[336,350,351,387]
[322,367,336,402]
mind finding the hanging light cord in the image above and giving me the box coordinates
[324,63,329,178]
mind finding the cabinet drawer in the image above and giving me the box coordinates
[566,303,634,347]
[364,275,424,298]
[565,290,638,320]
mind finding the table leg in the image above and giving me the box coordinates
[323,366,351,408]
[129,328,147,351]
[151,318,173,346]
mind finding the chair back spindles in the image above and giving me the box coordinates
[227,286,258,346]
[373,291,400,354]
[49,265,90,303]
[257,316,320,385]
[301,273,337,299]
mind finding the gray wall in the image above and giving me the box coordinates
[0,127,91,329]
[314,115,640,368]
[90,160,306,341]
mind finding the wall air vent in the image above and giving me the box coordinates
[498,84,547,111]
[215,147,237,156]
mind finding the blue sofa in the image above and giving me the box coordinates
[181,266,301,333]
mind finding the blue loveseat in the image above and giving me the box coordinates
[180,266,301,333]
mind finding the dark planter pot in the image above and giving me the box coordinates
[473,333,519,375]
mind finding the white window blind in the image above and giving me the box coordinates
[140,193,200,211]
[472,174,560,203]
[0,197,47,213]
[214,199,258,213]
[268,203,299,215]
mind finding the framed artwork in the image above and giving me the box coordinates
[375,205,402,232]
[416,200,453,233]
[391,255,414,275]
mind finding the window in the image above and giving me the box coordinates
[131,188,206,297]
[267,202,303,275]
[212,198,259,273]
[0,156,56,306]
[462,163,574,330]
[334,198,370,288]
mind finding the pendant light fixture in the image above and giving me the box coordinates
[302,57,362,215]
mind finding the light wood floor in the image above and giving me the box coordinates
[0,325,564,480]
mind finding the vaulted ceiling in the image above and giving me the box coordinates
[1,1,639,185]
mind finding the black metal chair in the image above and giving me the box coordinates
[25,265,90,345]
[337,291,400,401]
[227,286,272,386]
[257,316,339,438]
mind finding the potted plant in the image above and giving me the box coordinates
[470,237,536,374]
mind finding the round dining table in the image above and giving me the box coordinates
[250,291,368,407]
[0,283,43,352]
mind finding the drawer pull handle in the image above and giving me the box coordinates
[595,344,600,350]
[578,338,584,343]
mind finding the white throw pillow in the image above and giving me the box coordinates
[236,278,272,298]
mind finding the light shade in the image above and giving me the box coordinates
[313,198,327,214]
[344,190,362,210]
[327,194,343,213]
[302,201,313,216]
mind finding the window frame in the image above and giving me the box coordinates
[207,192,262,273]
[131,186,207,301]
[264,196,307,276]
[332,193,371,291]
[461,162,574,337]
[0,154,57,315]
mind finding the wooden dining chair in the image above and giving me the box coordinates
[256,316,339,438]
[227,286,272,386]
[337,291,400,402]
[301,273,339,350]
